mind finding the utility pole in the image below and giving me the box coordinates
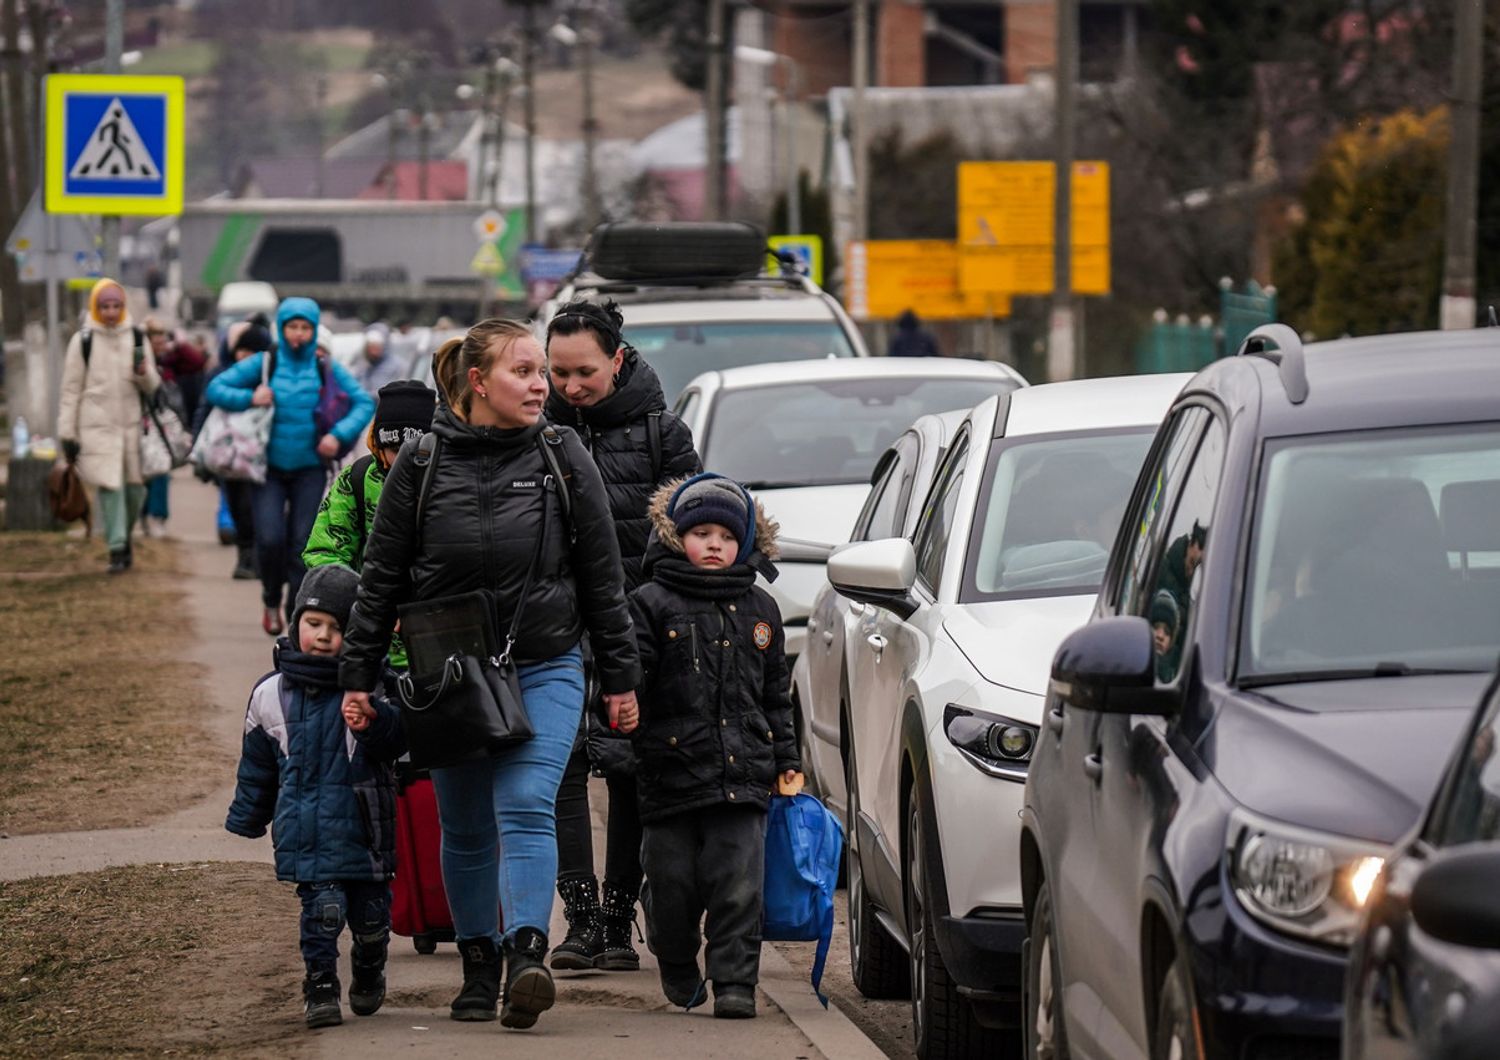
[579,3,601,231]
[784,58,801,235]
[101,0,122,280]
[705,0,727,220]
[1441,0,1484,330]
[522,1,538,241]
[314,75,328,198]
[1049,0,1078,381]
[851,0,869,242]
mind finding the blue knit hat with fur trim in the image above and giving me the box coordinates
[668,473,756,559]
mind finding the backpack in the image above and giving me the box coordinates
[762,793,844,1006]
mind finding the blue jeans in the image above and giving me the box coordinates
[430,649,585,945]
[295,879,391,978]
[144,475,170,521]
[252,465,327,611]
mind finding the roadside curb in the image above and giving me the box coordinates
[760,944,886,1059]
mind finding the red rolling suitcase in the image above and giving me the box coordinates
[391,772,457,954]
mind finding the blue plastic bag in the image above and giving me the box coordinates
[763,793,844,1006]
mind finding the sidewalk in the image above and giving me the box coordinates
[2,473,884,1060]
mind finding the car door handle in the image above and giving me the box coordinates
[821,630,834,646]
[1082,753,1103,783]
[866,634,886,657]
[1046,707,1065,736]
[808,618,818,633]
[850,602,866,616]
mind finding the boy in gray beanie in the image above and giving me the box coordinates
[228,562,406,1029]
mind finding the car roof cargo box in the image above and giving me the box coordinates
[583,222,767,282]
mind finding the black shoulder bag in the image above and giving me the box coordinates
[393,434,553,769]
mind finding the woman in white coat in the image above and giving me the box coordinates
[58,278,161,573]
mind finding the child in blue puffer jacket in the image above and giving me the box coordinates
[226,563,406,1029]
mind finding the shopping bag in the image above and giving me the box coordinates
[140,396,194,478]
[190,353,273,483]
[763,792,843,1006]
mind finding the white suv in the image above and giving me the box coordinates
[826,374,1191,1059]
[535,222,867,402]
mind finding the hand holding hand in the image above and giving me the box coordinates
[605,690,640,734]
[251,385,274,408]
[341,691,375,732]
[316,433,341,459]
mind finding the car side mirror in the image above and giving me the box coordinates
[1050,616,1176,715]
[1411,842,1500,949]
[828,538,919,620]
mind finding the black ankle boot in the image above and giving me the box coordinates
[232,545,256,580]
[348,934,388,1017]
[303,970,343,1028]
[107,549,128,575]
[450,936,502,1021]
[501,927,556,1029]
[595,880,642,971]
[550,874,602,970]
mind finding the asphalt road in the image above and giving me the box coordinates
[774,890,917,1060]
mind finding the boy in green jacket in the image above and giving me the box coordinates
[304,380,436,668]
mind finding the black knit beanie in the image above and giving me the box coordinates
[374,380,437,449]
[292,564,360,644]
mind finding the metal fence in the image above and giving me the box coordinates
[1135,280,1278,375]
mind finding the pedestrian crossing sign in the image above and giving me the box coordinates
[45,74,184,216]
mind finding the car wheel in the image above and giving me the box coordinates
[906,788,1015,1059]
[847,720,909,999]
[1024,877,1069,1060]
[1152,957,1202,1060]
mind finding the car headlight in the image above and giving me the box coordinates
[1227,810,1387,948]
[944,704,1037,782]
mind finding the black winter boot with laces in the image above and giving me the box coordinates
[303,970,343,1028]
[450,936,502,1021]
[549,873,602,970]
[595,879,642,971]
[348,930,388,1016]
[501,927,556,1029]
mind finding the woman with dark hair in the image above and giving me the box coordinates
[544,299,701,973]
[340,319,641,1030]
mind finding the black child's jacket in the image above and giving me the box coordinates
[628,481,800,824]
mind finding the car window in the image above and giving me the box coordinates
[1428,684,1500,846]
[701,376,1014,489]
[1114,407,1208,612]
[854,432,919,542]
[1143,417,1226,684]
[963,429,1154,601]
[1241,424,1500,683]
[913,431,970,594]
[675,388,702,428]
[630,321,857,401]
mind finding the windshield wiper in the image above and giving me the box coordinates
[1240,663,1483,688]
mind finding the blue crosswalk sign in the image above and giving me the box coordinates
[46,74,184,216]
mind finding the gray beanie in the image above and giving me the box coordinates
[292,564,361,640]
[669,473,755,555]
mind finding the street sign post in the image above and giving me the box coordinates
[845,240,1009,321]
[768,234,824,286]
[957,161,1110,296]
[45,74,185,217]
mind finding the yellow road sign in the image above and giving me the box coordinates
[845,240,1010,321]
[768,234,824,286]
[45,74,185,216]
[957,160,1110,295]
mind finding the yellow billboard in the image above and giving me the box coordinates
[957,161,1110,295]
[845,240,1011,321]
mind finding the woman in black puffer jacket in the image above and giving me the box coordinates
[544,299,700,974]
[339,318,641,1030]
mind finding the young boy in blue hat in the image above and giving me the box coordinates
[624,473,801,1019]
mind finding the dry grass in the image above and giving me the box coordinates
[0,861,308,1056]
[0,534,230,835]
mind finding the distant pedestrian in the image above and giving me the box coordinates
[339,318,641,1030]
[57,278,162,574]
[627,474,801,1019]
[356,323,407,393]
[226,563,407,1029]
[887,308,941,358]
[139,318,208,538]
[205,297,375,636]
[144,264,164,309]
[544,298,701,974]
[210,320,276,580]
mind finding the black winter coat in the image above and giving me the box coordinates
[544,352,700,592]
[339,408,642,696]
[629,541,800,824]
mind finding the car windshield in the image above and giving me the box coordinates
[964,430,1154,600]
[629,321,856,401]
[1241,425,1500,683]
[703,376,1016,489]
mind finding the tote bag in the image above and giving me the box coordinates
[139,396,194,478]
[189,353,273,483]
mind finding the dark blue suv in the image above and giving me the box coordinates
[1020,326,1500,1060]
